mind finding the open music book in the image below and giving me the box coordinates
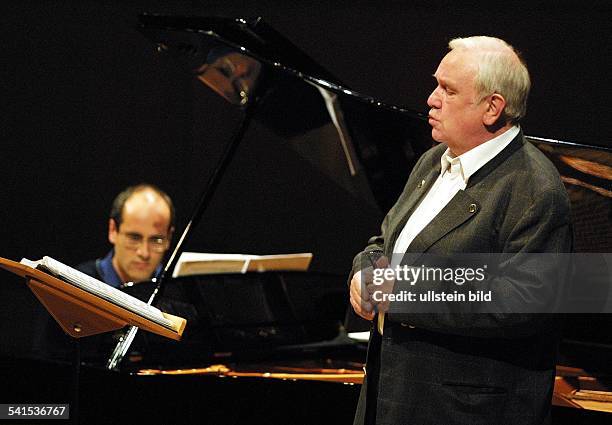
[172,252,313,277]
[20,256,180,332]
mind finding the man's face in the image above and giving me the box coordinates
[427,49,489,155]
[108,191,172,283]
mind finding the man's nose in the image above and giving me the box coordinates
[136,242,151,259]
[427,86,441,109]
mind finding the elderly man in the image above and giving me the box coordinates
[349,37,572,424]
[77,184,175,287]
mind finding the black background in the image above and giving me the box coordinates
[1,0,610,356]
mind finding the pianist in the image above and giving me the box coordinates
[349,36,572,424]
[77,184,175,287]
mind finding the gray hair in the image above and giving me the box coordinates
[448,36,530,124]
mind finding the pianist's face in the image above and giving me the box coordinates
[108,190,172,283]
[427,49,491,155]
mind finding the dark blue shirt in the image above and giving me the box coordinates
[76,250,162,288]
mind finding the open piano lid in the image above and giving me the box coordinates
[137,14,434,213]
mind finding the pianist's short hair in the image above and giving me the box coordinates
[110,184,175,231]
[449,36,530,124]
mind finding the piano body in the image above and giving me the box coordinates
[2,15,612,425]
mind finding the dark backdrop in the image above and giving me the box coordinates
[1,0,610,356]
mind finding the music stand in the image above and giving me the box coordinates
[0,257,186,425]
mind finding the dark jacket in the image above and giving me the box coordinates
[352,133,573,425]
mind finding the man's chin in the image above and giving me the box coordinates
[430,130,444,144]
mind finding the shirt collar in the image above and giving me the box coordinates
[440,152,465,181]
[99,249,123,288]
[98,249,164,288]
[439,126,520,184]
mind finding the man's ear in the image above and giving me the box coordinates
[483,93,506,126]
[108,218,118,245]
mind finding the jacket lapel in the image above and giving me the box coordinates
[386,163,440,255]
[406,189,479,256]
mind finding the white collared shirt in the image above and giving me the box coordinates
[392,126,519,259]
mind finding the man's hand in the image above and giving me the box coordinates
[349,255,392,321]
[350,268,375,320]
[369,259,394,314]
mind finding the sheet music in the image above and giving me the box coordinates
[172,252,313,277]
[21,256,175,330]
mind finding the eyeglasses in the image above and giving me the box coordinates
[119,231,168,253]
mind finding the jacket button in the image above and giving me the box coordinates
[469,203,477,213]
[417,179,425,189]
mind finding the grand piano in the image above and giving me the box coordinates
[2,14,611,425]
